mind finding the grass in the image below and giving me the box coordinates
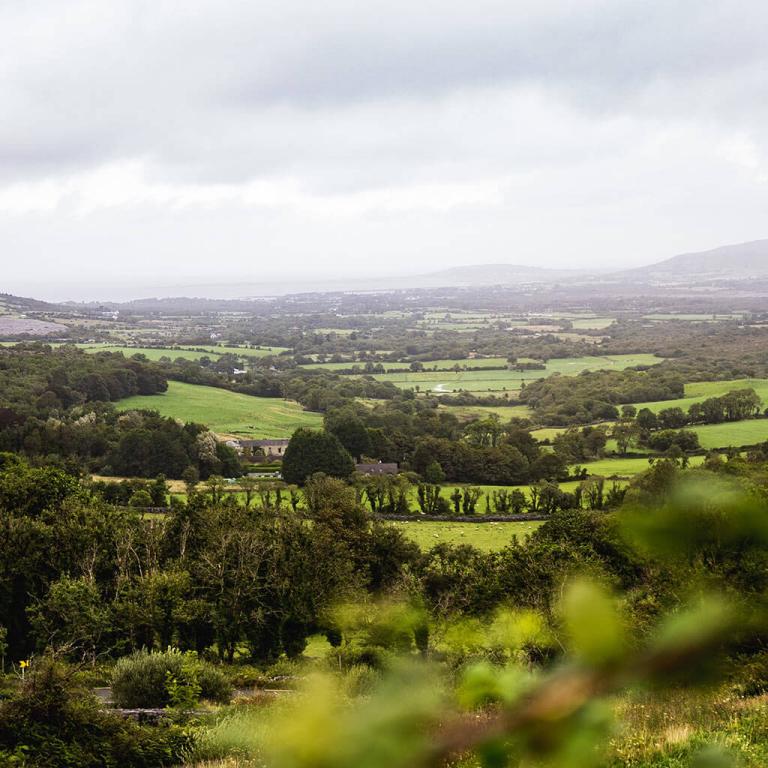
[115,381,322,437]
[78,344,221,361]
[643,313,745,321]
[569,317,615,330]
[392,520,542,551]
[367,354,662,395]
[404,481,588,509]
[439,404,533,421]
[300,357,513,372]
[633,378,768,414]
[575,455,705,478]
[531,427,567,441]
[691,419,768,449]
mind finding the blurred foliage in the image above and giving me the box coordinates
[196,479,768,768]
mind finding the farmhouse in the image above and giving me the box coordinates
[233,438,291,459]
[355,462,399,476]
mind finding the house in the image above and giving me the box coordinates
[235,438,291,459]
[355,462,399,476]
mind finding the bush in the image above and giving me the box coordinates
[0,659,190,767]
[111,649,232,708]
[342,664,382,697]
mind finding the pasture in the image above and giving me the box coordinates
[691,419,768,449]
[404,481,589,509]
[300,356,512,372]
[368,354,661,395]
[392,520,542,551]
[115,381,322,437]
[575,455,705,478]
[569,317,615,330]
[439,403,534,421]
[75,343,287,360]
[633,378,768,414]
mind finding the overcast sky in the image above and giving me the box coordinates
[2,0,768,300]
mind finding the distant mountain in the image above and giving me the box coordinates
[621,239,768,282]
[0,292,59,312]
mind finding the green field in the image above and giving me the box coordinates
[368,354,662,395]
[392,520,542,551]
[691,419,768,449]
[192,344,289,357]
[576,455,705,478]
[0,342,289,361]
[116,381,322,437]
[301,356,513,372]
[643,313,744,321]
[569,317,615,330]
[439,404,533,421]
[405,481,588,509]
[531,427,567,441]
[80,344,222,361]
[633,378,768,414]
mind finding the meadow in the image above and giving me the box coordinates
[403,480,592,509]
[392,520,542,551]
[116,381,322,437]
[300,356,513,371]
[642,313,746,321]
[633,377,768,413]
[575,455,706,477]
[368,354,661,394]
[438,403,534,420]
[0,341,288,361]
[569,316,615,329]
[691,418,768,449]
[78,343,287,360]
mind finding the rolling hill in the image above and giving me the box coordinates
[620,239,768,282]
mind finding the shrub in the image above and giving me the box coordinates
[128,488,153,507]
[111,649,232,708]
[0,659,190,767]
[342,664,382,697]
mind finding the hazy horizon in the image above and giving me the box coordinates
[3,1,768,296]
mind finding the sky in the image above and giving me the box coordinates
[1,0,768,300]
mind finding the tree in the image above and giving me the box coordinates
[181,465,199,496]
[636,408,658,432]
[27,576,110,662]
[239,475,259,509]
[424,461,445,484]
[620,405,637,419]
[149,474,169,506]
[612,423,639,456]
[325,411,372,460]
[282,429,355,486]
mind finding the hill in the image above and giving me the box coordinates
[621,239,768,282]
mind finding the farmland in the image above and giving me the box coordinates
[576,455,706,478]
[403,480,594,508]
[633,378,768,414]
[301,356,513,371]
[116,381,322,437]
[438,403,534,421]
[368,354,662,394]
[0,341,288,361]
[392,519,542,551]
[691,419,768,449]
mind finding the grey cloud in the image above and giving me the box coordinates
[1,0,767,184]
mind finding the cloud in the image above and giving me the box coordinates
[0,0,767,293]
